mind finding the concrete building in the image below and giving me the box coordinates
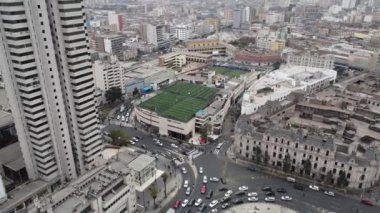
[232,8,242,29]
[0,0,102,182]
[142,23,171,49]
[184,39,228,56]
[93,55,123,91]
[342,0,357,9]
[286,53,334,69]
[93,34,125,59]
[241,66,337,115]
[174,24,191,41]
[234,76,380,189]
[159,52,212,69]
[265,12,285,25]
[107,11,125,32]
[256,37,286,51]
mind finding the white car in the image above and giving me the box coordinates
[238,186,248,191]
[248,192,258,197]
[309,185,320,191]
[181,199,189,208]
[186,187,191,196]
[116,115,121,120]
[171,143,178,148]
[203,176,208,184]
[210,209,218,213]
[199,167,203,174]
[182,167,187,174]
[248,196,258,202]
[209,200,219,208]
[281,196,293,201]
[128,140,135,145]
[265,196,276,202]
[121,116,125,121]
[195,198,203,207]
[225,190,233,197]
[132,137,139,142]
[156,141,163,146]
[184,180,189,188]
[324,191,335,197]
[209,177,219,182]
[153,138,159,143]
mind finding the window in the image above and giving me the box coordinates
[326,151,329,156]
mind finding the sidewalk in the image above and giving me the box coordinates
[226,146,380,206]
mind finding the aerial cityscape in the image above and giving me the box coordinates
[0,0,379,212]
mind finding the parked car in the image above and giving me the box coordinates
[219,187,228,192]
[198,203,206,211]
[265,196,276,202]
[281,196,293,201]
[247,166,256,172]
[199,167,203,174]
[361,199,374,206]
[266,191,275,197]
[210,209,218,213]
[194,198,203,207]
[225,190,233,197]
[173,200,181,208]
[201,184,207,194]
[188,198,195,206]
[309,185,320,191]
[132,137,139,142]
[116,115,121,120]
[203,175,208,184]
[262,186,272,191]
[293,184,304,191]
[232,198,243,204]
[220,196,231,203]
[182,167,187,174]
[171,143,178,148]
[221,202,230,209]
[206,190,213,199]
[186,187,191,196]
[235,191,245,196]
[276,188,287,193]
[248,196,258,202]
[247,192,258,197]
[286,176,296,183]
[209,177,219,182]
[128,140,136,145]
[209,200,218,208]
[184,180,189,188]
[238,186,248,191]
[121,116,125,121]
[182,199,189,207]
[324,191,335,197]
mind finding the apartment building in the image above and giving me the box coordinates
[286,53,335,69]
[158,52,212,69]
[0,0,102,182]
[93,55,123,91]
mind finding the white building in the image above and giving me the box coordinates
[286,53,334,69]
[241,66,337,115]
[0,175,6,204]
[342,0,357,9]
[0,0,102,182]
[174,24,191,41]
[265,12,285,25]
[93,55,123,91]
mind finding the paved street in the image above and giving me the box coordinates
[104,111,380,213]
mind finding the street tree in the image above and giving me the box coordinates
[303,159,312,176]
[283,154,291,173]
[325,170,334,185]
[200,122,211,142]
[264,150,270,165]
[105,87,122,103]
[109,130,129,146]
[337,171,348,188]
[161,173,169,198]
[148,186,160,207]
[254,146,262,163]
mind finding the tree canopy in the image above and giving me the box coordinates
[105,87,122,103]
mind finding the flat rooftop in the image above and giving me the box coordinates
[139,82,217,122]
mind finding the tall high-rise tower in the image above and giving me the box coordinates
[0,0,102,182]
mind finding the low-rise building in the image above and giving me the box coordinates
[286,53,334,69]
[93,54,123,92]
[158,52,212,69]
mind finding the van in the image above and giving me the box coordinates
[286,177,296,183]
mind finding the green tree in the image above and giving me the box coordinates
[105,87,122,103]
[161,173,169,198]
[148,186,160,207]
[283,154,291,173]
[200,122,212,142]
[272,62,281,70]
[325,170,334,185]
[254,146,262,163]
[264,150,270,165]
[303,159,312,176]
[337,171,348,188]
[109,130,129,146]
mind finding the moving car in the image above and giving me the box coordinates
[218,187,228,192]
[121,116,125,121]
[186,187,191,196]
[116,115,121,120]
[171,143,178,148]
[286,176,296,183]
[220,196,231,203]
[182,167,187,174]
[201,184,207,194]
[221,202,230,209]
[262,186,272,191]
[276,188,287,193]
[199,167,204,174]
[281,196,293,201]
[324,191,335,197]
[247,192,258,197]
[248,196,258,202]
[203,175,208,184]
[238,186,248,191]
[209,200,218,208]
[132,137,139,142]
[182,199,189,208]
[225,190,233,197]
[266,191,275,197]
[210,209,218,213]
[128,140,136,145]
[247,166,256,172]
[184,180,189,188]
[195,198,203,207]
[209,177,219,182]
[361,199,374,206]
[309,185,320,191]
[265,196,276,202]
[174,200,181,208]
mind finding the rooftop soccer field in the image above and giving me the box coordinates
[139,82,217,122]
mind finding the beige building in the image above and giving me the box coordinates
[159,52,213,70]
[234,77,380,189]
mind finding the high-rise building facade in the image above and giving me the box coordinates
[0,0,102,182]
[342,0,357,9]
